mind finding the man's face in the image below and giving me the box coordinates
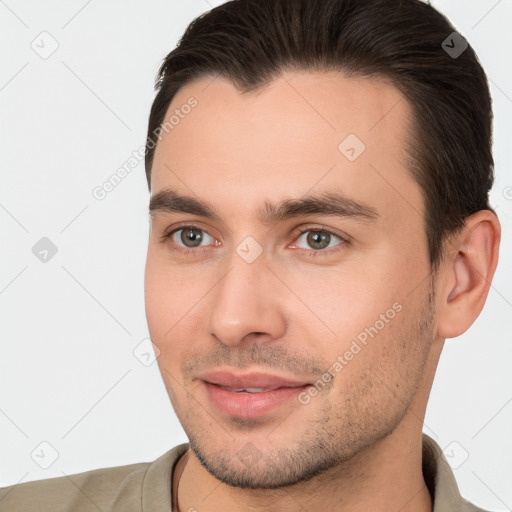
[144,71,438,488]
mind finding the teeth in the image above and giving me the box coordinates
[220,386,272,393]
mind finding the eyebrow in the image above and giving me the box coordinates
[149,187,379,225]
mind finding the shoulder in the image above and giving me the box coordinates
[462,499,494,512]
[421,433,496,512]
[0,444,187,512]
[0,461,150,512]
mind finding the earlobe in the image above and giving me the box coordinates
[437,210,500,339]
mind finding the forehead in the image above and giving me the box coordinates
[150,70,422,225]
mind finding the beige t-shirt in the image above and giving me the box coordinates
[0,433,491,511]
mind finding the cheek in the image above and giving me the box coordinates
[144,249,199,336]
[144,250,215,378]
[326,297,430,425]
[284,260,404,344]
[284,259,422,386]
[144,254,171,339]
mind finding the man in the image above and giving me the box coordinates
[0,0,501,510]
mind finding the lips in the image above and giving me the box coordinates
[198,370,311,390]
[198,369,312,418]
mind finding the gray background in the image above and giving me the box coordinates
[0,1,511,510]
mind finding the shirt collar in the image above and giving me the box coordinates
[422,432,482,511]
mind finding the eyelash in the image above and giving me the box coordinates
[159,223,350,258]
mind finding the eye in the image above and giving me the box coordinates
[160,224,348,258]
[164,226,216,250]
[293,228,345,253]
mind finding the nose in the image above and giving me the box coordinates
[208,252,287,347]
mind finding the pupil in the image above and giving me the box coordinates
[308,231,329,250]
[182,228,202,247]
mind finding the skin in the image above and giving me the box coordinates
[144,70,500,512]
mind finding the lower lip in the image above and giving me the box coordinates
[203,382,310,418]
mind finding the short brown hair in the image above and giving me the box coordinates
[144,0,494,268]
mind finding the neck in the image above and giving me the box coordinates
[176,417,433,512]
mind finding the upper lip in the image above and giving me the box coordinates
[198,369,311,389]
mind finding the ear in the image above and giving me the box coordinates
[436,210,501,339]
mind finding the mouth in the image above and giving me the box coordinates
[214,385,291,393]
[198,370,312,418]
